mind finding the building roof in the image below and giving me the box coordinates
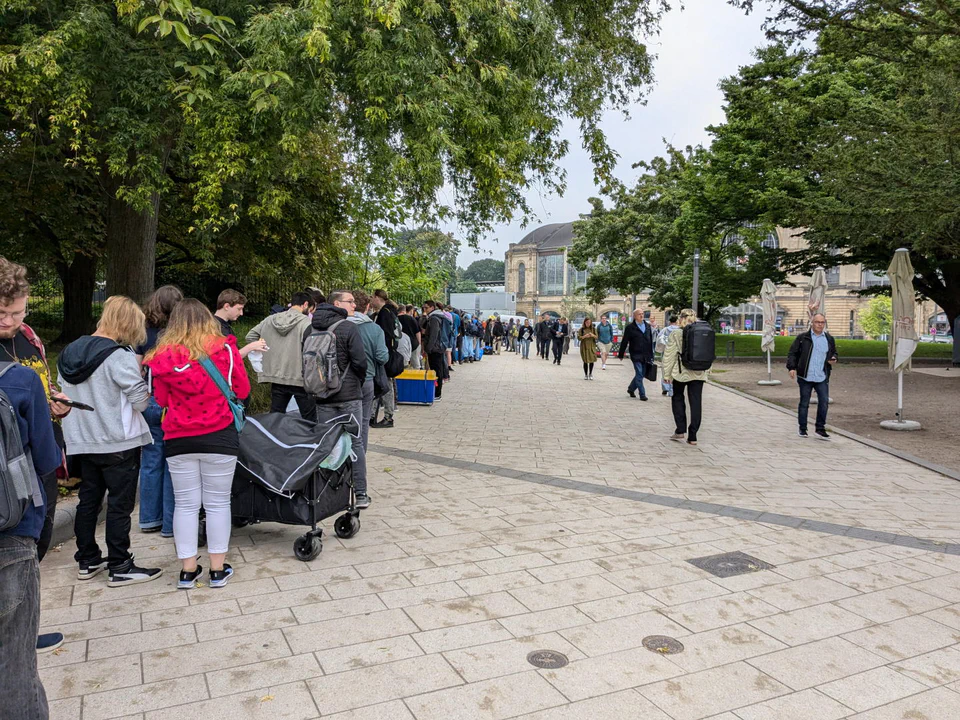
[515,222,575,251]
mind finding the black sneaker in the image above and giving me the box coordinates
[140,526,161,534]
[798,429,809,438]
[640,396,648,402]
[108,561,163,587]
[37,632,64,654]
[371,418,394,429]
[815,429,831,441]
[178,564,204,590]
[209,564,234,588]
[628,390,636,398]
[77,560,107,581]
[355,493,371,510]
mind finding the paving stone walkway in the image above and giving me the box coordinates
[40,351,960,719]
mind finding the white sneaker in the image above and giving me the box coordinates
[602,364,607,370]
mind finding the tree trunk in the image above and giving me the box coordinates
[104,187,160,304]
[55,253,99,343]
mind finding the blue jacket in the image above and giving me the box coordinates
[0,363,61,540]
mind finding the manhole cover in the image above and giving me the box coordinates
[686,551,775,578]
[526,650,569,669]
[642,635,684,655]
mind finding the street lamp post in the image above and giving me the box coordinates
[692,248,701,313]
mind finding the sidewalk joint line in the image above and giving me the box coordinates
[368,444,960,557]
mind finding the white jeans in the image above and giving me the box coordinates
[167,453,237,559]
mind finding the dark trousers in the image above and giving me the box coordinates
[36,470,58,562]
[427,352,445,398]
[0,536,47,720]
[797,378,829,432]
[270,383,317,421]
[552,338,564,363]
[539,338,549,359]
[672,379,704,442]
[74,448,141,568]
[583,362,595,377]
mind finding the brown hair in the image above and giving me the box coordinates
[144,285,183,328]
[678,308,697,328]
[0,256,30,305]
[582,316,593,327]
[98,296,148,348]
[216,289,246,310]
[146,298,222,361]
[353,289,371,313]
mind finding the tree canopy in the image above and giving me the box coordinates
[462,258,506,282]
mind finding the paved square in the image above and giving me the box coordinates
[39,352,960,718]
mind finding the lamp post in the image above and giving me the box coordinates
[692,248,701,313]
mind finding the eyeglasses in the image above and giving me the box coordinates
[338,299,356,305]
[0,309,28,322]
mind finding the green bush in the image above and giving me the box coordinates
[716,334,952,358]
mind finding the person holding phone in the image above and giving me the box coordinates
[786,313,839,440]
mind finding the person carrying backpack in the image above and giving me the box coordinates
[662,308,713,446]
[370,290,402,428]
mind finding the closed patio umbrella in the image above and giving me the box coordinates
[758,278,781,385]
[807,267,830,403]
[881,248,921,430]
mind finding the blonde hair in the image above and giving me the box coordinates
[97,296,147,348]
[146,298,223,361]
[678,308,697,328]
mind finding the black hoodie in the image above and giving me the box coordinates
[57,336,124,385]
[310,304,367,404]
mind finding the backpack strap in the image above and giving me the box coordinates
[0,360,19,379]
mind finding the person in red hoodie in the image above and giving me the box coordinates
[144,299,250,589]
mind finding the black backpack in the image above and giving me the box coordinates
[681,321,716,371]
[0,362,43,532]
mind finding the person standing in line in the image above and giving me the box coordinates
[662,308,708,445]
[0,256,73,653]
[449,305,462,366]
[347,291,388,510]
[145,300,250,589]
[213,289,268,359]
[578,317,598,380]
[135,285,183,538]
[596,315,614,370]
[437,302,454,381]
[422,301,447,400]
[655,314,680,396]
[0,345,61,719]
[59,296,162,586]
[398,305,422,369]
[460,313,475,363]
[370,289,403,427]
[518,319,534,359]
[786,313,838,440]
[492,316,504,354]
[552,317,568,365]
[245,291,316,420]
[618,308,654,401]
[505,319,514,352]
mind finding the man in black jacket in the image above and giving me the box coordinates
[370,289,400,428]
[552,317,569,365]
[421,300,446,399]
[535,316,552,359]
[617,309,654,400]
[786,313,838,439]
[310,294,368,409]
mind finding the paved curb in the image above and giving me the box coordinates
[708,380,960,483]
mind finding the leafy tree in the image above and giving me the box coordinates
[859,296,892,339]
[462,259,506,283]
[569,147,788,321]
[2,0,666,337]
[374,228,459,302]
[450,274,481,294]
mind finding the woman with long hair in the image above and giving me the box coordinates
[59,296,162,586]
[662,308,709,446]
[145,299,250,589]
[518,319,534,359]
[578,316,598,379]
[136,285,183,536]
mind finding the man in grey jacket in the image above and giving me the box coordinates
[246,291,316,420]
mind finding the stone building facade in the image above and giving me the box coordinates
[504,223,942,338]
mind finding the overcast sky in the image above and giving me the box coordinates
[447,0,769,268]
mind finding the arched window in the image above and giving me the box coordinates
[517,263,526,295]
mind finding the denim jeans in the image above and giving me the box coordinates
[139,399,174,534]
[462,336,474,360]
[374,379,396,421]
[627,360,647,398]
[0,535,48,720]
[797,377,829,432]
[74,448,141,568]
[521,338,531,358]
[354,379,374,496]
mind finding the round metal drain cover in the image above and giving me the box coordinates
[642,635,684,655]
[527,650,569,669]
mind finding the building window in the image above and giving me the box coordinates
[517,263,526,295]
[825,266,841,286]
[861,269,889,288]
[538,253,564,295]
[567,263,588,292]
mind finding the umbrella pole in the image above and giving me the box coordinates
[881,368,920,430]
[897,369,903,422]
[767,350,772,382]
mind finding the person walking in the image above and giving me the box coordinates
[596,316,614,369]
[578,317,598,379]
[618,309,654,400]
[505,319,515,352]
[245,291,316,420]
[145,300,250,589]
[662,309,709,445]
[58,296,162,586]
[535,315,551,359]
[348,291,388,510]
[422,301,447,400]
[655,315,680,396]
[518,319,534,359]
[786,313,838,440]
[492,316,504,354]
[552,317,568,365]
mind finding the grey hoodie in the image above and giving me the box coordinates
[246,308,312,386]
[348,312,389,381]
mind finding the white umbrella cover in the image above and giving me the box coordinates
[807,267,827,325]
[760,278,777,353]
[888,249,918,373]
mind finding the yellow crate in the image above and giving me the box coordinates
[397,369,438,381]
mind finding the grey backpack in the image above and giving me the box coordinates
[0,362,43,532]
[302,320,346,399]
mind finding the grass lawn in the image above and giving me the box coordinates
[717,334,953,359]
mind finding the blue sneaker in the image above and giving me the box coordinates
[37,632,64,654]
